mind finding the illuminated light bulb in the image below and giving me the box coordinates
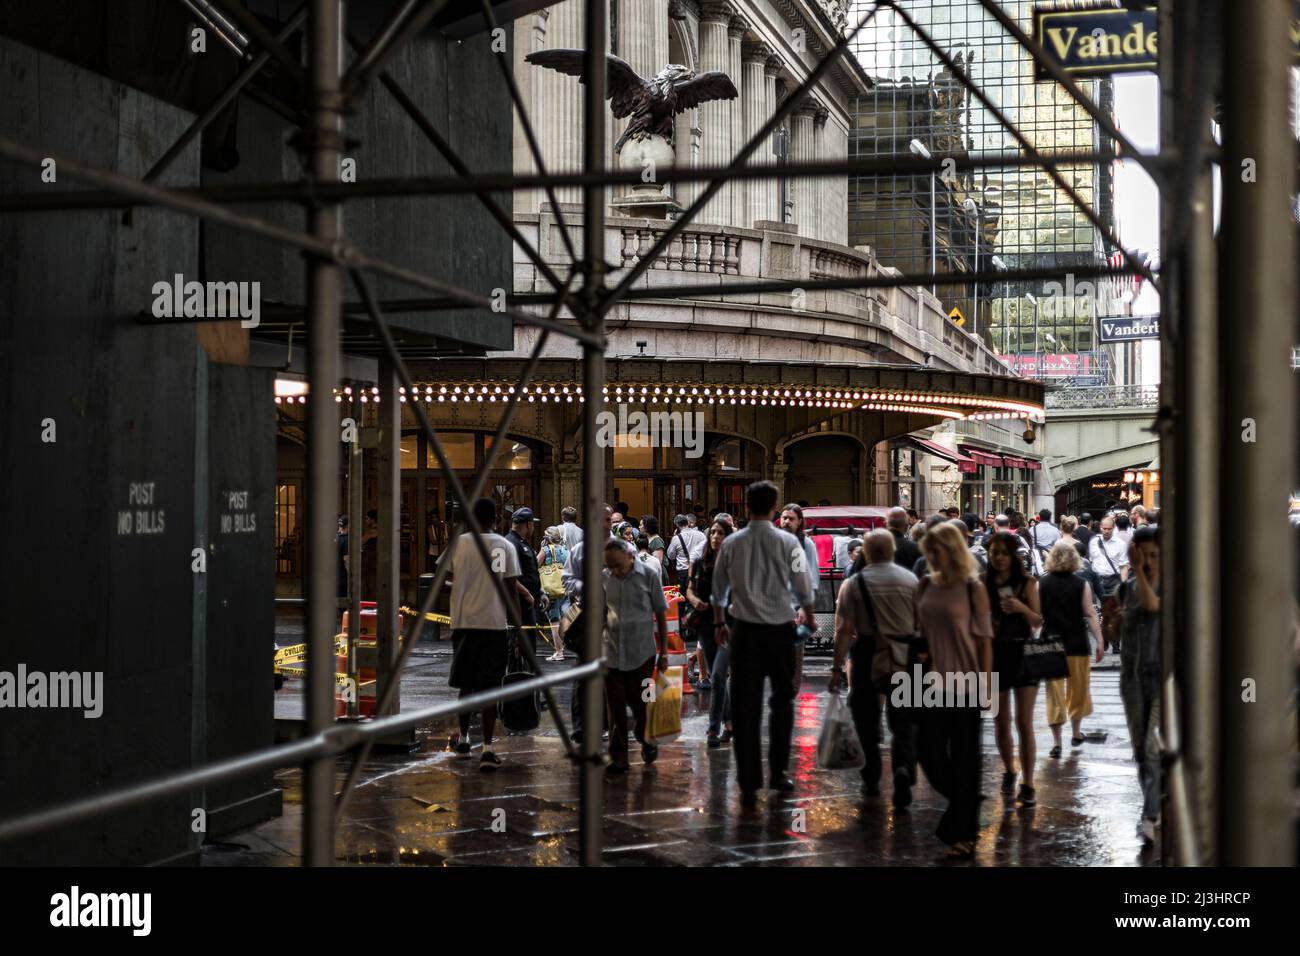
[451,395,458,403]
[274,396,282,404]
[333,396,341,404]
[344,386,352,396]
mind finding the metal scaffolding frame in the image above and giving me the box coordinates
[0,0,1294,867]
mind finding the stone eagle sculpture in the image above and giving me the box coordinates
[524,50,739,153]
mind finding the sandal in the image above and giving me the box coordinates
[1049,745,1062,759]
[945,841,975,859]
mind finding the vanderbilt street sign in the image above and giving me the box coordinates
[1033,6,1157,77]
[1033,3,1300,78]
[1099,315,1160,343]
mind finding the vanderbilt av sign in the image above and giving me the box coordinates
[1033,6,1157,77]
[1033,4,1300,77]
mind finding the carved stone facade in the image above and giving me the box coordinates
[513,0,865,244]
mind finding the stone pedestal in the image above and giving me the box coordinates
[609,134,684,219]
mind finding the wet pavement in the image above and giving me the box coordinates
[215,623,1156,867]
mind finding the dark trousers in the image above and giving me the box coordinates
[917,704,983,846]
[603,655,655,766]
[848,643,918,788]
[729,618,797,794]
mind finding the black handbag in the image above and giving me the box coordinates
[499,640,541,732]
[1018,633,1069,682]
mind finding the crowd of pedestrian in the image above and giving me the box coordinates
[426,488,1166,857]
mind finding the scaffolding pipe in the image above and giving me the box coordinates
[1216,0,1296,867]
[579,0,608,869]
[304,0,345,869]
[0,150,1155,212]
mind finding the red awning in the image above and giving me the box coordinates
[1023,459,1041,471]
[962,448,1004,468]
[908,437,976,470]
[1002,456,1029,469]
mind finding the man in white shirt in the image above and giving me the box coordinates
[437,497,522,770]
[559,506,584,551]
[712,482,817,807]
[1088,515,1130,592]
[1029,508,1061,560]
[664,514,707,591]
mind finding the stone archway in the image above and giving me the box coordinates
[781,432,866,506]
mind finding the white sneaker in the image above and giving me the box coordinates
[1137,819,1156,845]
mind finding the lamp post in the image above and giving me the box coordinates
[909,138,936,295]
[963,196,979,334]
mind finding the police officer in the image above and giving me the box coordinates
[506,508,546,667]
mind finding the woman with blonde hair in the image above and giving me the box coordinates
[915,521,994,858]
[1039,540,1105,757]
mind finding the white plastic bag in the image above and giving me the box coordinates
[816,692,865,770]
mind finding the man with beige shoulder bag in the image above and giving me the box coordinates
[829,529,922,808]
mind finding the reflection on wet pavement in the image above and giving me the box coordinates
[225,641,1154,866]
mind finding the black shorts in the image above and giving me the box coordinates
[449,629,509,691]
[993,640,1036,690]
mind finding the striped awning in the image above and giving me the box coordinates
[908,436,977,472]
[963,448,1005,468]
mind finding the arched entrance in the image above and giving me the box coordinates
[782,434,864,506]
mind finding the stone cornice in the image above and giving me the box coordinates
[700,1,735,25]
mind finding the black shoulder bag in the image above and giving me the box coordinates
[1018,578,1069,683]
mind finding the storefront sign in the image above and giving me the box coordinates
[1033,6,1158,77]
[1033,3,1300,78]
[1099,315,1160,342]
[997,353,1099,382]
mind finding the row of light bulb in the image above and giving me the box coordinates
[272,383,1041,419]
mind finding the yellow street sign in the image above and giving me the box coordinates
[948,307,966,327]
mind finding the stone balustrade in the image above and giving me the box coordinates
[511,207,1014,377]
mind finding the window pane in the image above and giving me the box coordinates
[485,436,532,471]
[427,432,475,470]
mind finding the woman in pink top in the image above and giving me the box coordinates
[915,522,994,859]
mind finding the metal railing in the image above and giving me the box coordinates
[1045,384,1160,409]
[0,660,601,845]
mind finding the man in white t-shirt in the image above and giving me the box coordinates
[665,514,707,590]
[437,497,522,770]
[559,506,584,551]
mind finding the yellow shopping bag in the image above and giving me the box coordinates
[646,667,683,745]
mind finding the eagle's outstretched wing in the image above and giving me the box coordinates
[671,71,739,112]
[523,50,649,119]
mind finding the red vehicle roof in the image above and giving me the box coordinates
[799,505,892,533]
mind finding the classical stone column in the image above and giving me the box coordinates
[616,0,670,155]
[763,55,782,222]
[529,0,585,210]
[811,104,828,240]
[727,14,747,227]
[670,0,700,210]
[791,104,818,237]
[697,2,734,225]
[741,41,771,227]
